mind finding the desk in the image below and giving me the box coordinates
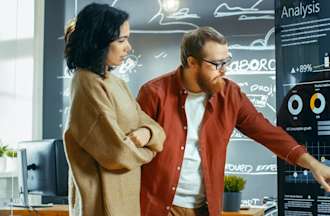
[0,205,68,216]
[222,208,264,216]
[0,205,263,216]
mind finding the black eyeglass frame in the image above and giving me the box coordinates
[201,56,232,70]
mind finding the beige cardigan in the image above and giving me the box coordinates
[63,69,165,216]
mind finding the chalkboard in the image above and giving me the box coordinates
[44,0,276,209]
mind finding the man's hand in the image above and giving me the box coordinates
[297,153,330,192]
[310,161,330,192]
[127,127,151,148]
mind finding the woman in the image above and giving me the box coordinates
[63,3,165,216]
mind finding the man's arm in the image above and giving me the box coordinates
[236,89,330,191]
[236,90,307,165]
[296,153,330,192]
[137,84,160,121]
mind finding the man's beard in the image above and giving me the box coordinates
[197,71,225,95]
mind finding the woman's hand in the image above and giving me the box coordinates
[127,127,151,148]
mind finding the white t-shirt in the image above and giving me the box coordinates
[173,91,207,208]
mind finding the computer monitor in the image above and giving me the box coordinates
[16,139,68,206]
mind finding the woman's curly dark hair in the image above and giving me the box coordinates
[64,3,129,77]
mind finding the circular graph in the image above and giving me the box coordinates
[310,92,326,114]
[288,94,303,115]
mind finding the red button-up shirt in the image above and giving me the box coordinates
[137,67,307,216]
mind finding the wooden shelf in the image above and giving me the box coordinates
[0,205,68,216]
[221,208,264,216]
[0,205,264,216]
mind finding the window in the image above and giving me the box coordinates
[0,0,35,148]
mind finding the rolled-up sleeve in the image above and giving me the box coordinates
[236,90,307,165]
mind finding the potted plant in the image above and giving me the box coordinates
[223,175,246,212]
[5,148,17,172]
[0,143,17,172]
[0,144,8,171]
[6,149,17,158]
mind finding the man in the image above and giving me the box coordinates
[137,27,330,216]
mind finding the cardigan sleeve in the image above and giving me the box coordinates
[235,88,307,165]
[121,80,165,152]
[68,73,155,171]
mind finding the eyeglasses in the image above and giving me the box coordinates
[201,56,232,70]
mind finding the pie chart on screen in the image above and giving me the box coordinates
[288,94,303,115]
[310,92,326,114]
